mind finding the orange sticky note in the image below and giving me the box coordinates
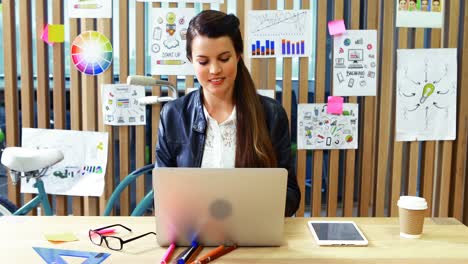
[48,24,65,43]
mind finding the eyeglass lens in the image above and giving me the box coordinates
[89,230,123,251]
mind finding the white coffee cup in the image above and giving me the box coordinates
[397,196,428,238]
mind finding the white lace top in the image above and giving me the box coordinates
[201,106,237,168]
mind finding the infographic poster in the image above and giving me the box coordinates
[297,103,359,149]
[101,84,146,126]
[247,10,313,58]
[21,128,109,197]
[396,48,457,141]
[333,30,377,96]
[150,8,195,75]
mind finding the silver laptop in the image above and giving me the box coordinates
[153,168,287,246]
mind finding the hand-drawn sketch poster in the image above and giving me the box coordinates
[21,128,109,197]
[396,48,457,141]
[101,84,146,126]
[297,103,359,149]
[150,8,195,75]
[333,30,377,96]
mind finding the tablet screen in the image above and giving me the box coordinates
[310,222,365,241]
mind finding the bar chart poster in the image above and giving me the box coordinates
[150,8,195,75]
[333,30,377,96]
[247,10,312,58]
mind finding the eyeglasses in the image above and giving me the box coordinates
[89,224,156,251]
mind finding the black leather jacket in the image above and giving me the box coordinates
[155,89,300,216]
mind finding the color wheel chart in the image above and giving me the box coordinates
[71,31,113,75]
[247,10,312,58]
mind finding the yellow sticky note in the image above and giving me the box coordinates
[48,24,65,43]
[44,232,78,242]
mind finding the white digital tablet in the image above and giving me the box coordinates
[307,221,368,246]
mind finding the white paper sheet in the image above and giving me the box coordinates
[21,128,109,197]
[247,10,313,58]
[150,8,196,76]
[333,30,377,96]
[101,84,146,126]
[396,0,444,28]
[396,48,457,141]
[68,0,112,18]
[297,104,359,149]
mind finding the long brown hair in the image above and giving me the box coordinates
[186,10,277,167]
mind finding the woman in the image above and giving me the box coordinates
[156,10,300,217]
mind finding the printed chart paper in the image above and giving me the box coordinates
[21,128,109,197]
[396,48,457,141]
[150,8,195,76]
[297,104,359,149]
[396,0,443,28]
[101,84,146,126]
[247,10,312,58]
[68,0,112,18]
[333,30,377,96]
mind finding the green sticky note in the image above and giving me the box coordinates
[44,232,78,242]
[48,24,65,43]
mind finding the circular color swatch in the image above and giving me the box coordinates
[71,31,113,75]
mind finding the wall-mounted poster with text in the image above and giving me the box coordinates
[150,8,196,76]
[333,30,377,96]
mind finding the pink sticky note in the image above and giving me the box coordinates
[41,24,53,46]
[327,96,344,114]
[328,19,346,36]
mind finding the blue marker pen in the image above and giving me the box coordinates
[177,240,203,264]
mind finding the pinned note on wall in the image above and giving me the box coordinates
[327,96,344,114]
[328,19,346,36]
[41,25,52,46]
[41,24,65,46]
[48,24,65,42]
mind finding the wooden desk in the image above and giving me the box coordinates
[1,217,468,263]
